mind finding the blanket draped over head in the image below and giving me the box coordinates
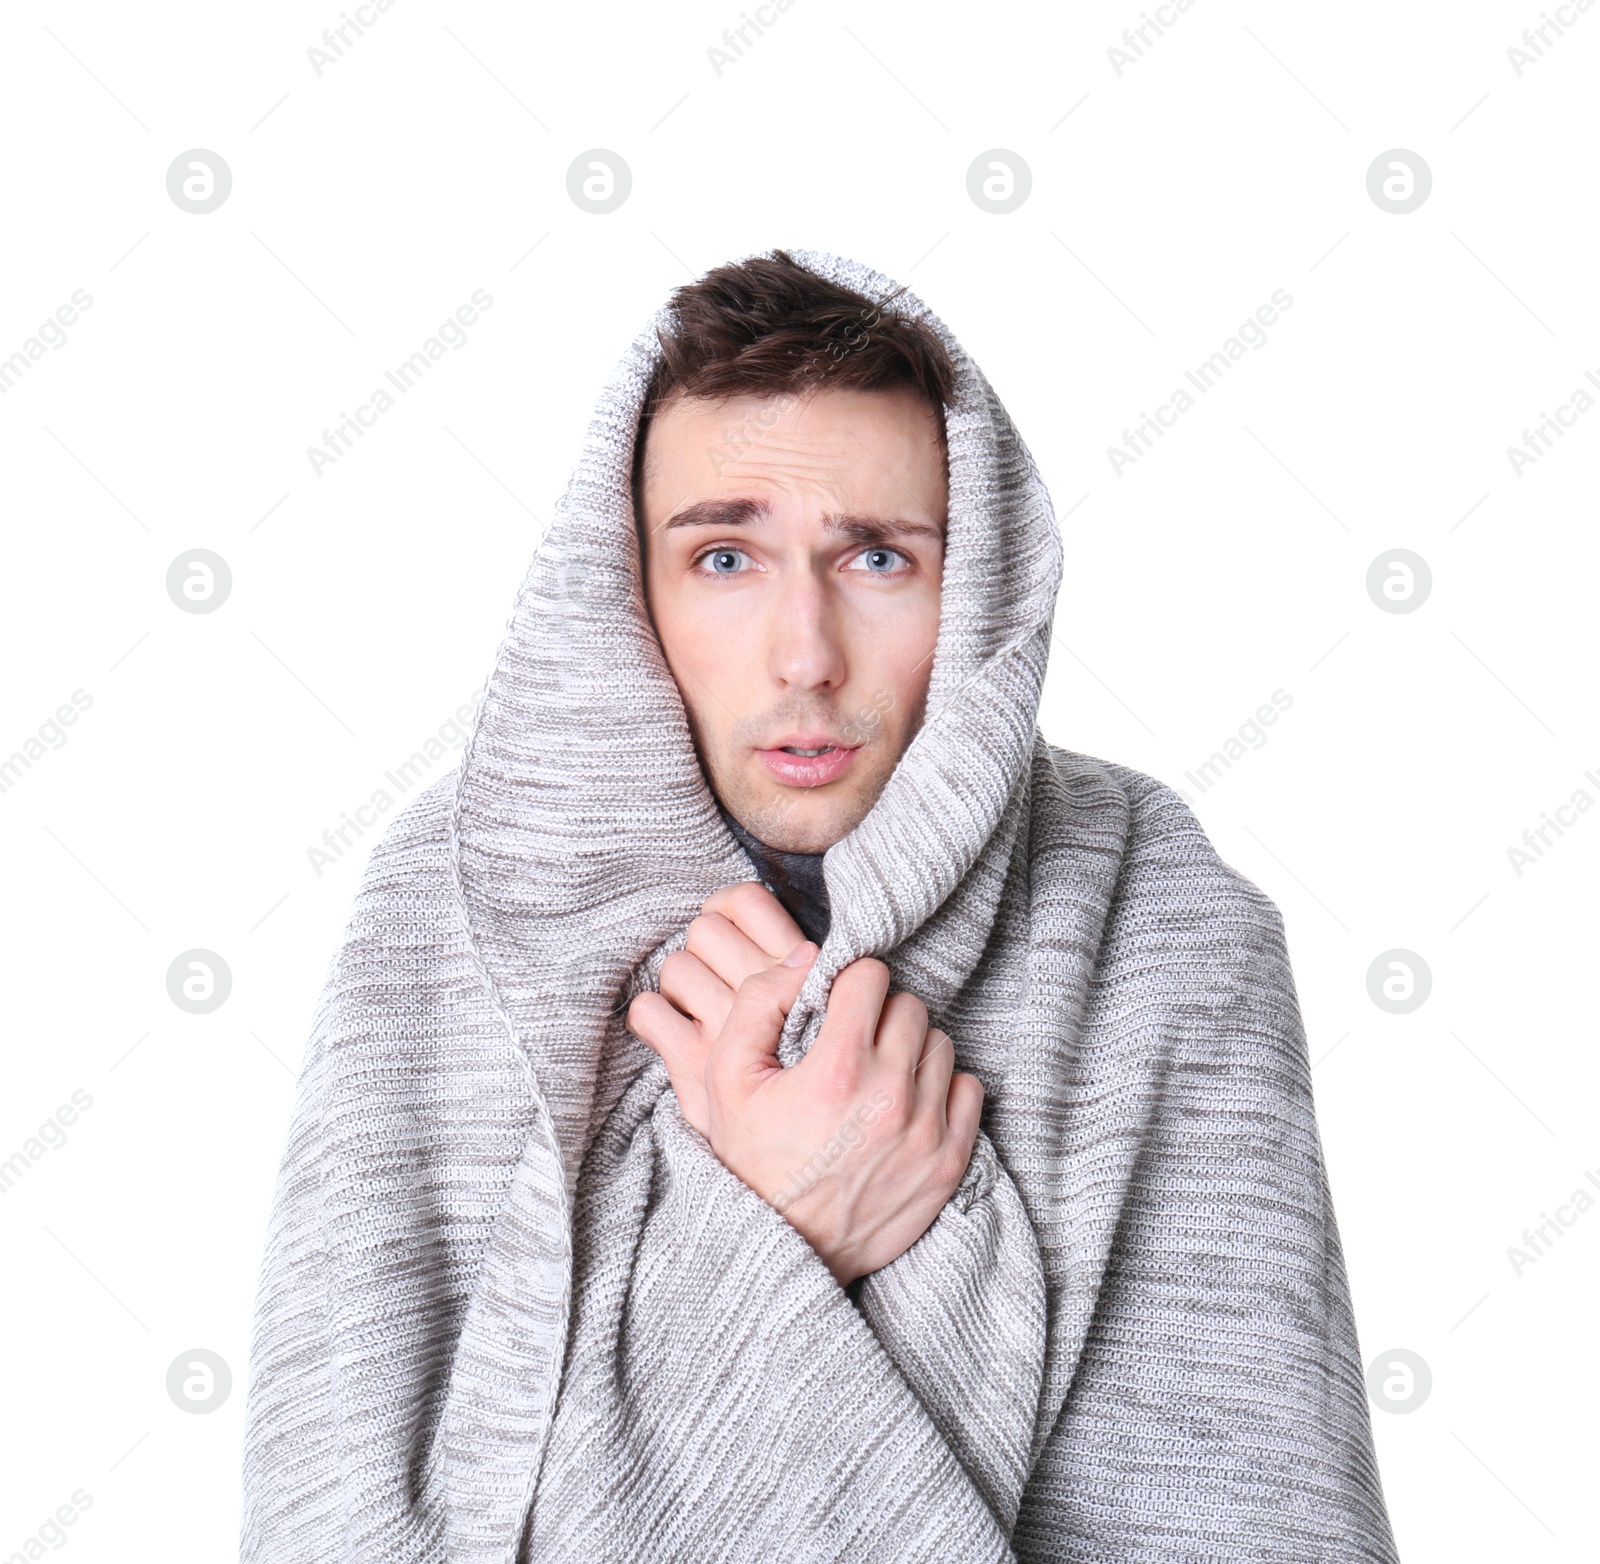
[240,251,1399,1564]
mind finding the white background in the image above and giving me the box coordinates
[1,0,1595,1558]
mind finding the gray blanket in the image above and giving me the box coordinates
[239,250,1400,1563]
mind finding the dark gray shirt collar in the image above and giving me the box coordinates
[718,807,832,948]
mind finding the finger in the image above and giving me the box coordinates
[659,949,737,1036]
[686,909,785,996]
[627,991,709,1091]
[708,948,816,1096]
[803,966,889,1095]
[702,881,806,960]
[912,1026,956,1125]
[944,1071,985,1151]
[873,990,929,1073]
[807,958,890,1087]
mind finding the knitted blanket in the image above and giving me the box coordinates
[239,251,1399,1563]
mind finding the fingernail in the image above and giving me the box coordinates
[781,940,815,967]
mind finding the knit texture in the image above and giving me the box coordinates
[238,250,1400,1564]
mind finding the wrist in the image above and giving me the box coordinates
[771,1198,866,1287]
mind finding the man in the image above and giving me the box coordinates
[240,250,1400,1562]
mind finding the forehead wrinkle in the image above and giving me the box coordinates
[717,441,861,491]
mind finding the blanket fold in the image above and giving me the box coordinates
[240,250,1399,1564]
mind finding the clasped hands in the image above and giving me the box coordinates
[627,882,984,1287]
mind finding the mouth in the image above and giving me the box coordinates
[753,735,861,788]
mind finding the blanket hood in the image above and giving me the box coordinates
[449,248,1065,1186]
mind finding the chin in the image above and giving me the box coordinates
[760,816,847,854]
[730,777,875,854]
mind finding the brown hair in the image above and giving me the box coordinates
[634,251,956,497]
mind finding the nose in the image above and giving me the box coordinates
[766,558,846,694]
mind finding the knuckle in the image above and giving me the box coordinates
[734,968,789,1027]
[727,880,771,915]
[684,911,725,953]
[829,958,889,1011]
[901,1114,940,1162]
[936,1143,971,1189]
[811,1052,861,1105]
[910,1121,936,1159]
[738,964,781,998]
[886,991,927,1030]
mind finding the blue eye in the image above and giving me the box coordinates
[851,547,908,573]
[700,548,748,574]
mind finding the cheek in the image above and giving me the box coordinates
[655,606,722,698]
[852,616,936,737]
[867,584,939,678]
[884,661,933,736]
[651,572,747,668]
[646,579,755,736]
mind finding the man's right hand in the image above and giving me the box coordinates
[628,918,985,1288]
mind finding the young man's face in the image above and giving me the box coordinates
[639,385,947,854]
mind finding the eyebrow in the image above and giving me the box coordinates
[660,496,943,542]
[824,512,945,544]
[660,497,770,531]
